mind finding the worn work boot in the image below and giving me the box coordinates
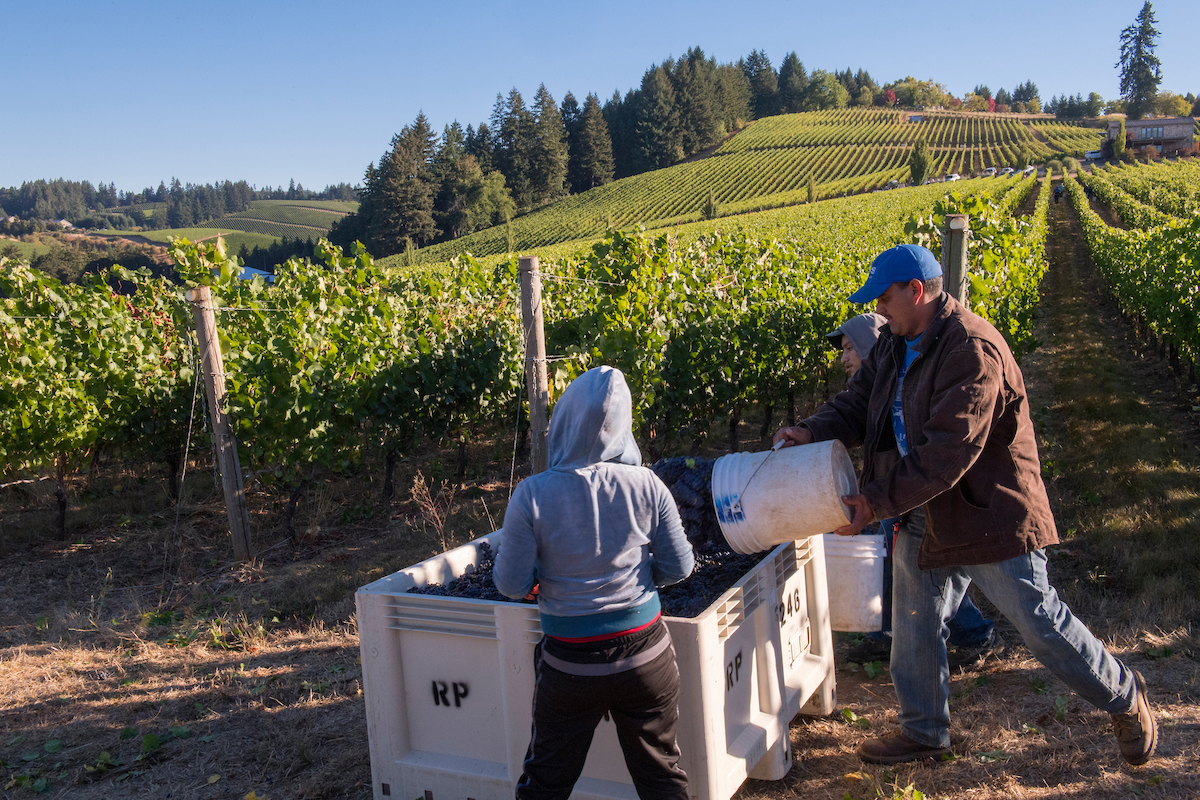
[857,732,951,764]
[846,635,891,665]
[947,630,1006,670]
[1112,670,1157,766]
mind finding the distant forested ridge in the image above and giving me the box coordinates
[334,47,944,257]
[0,178,358,232]
[334,45,1057,258]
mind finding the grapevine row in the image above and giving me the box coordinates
[2,179,1049,533]
[1065,175,1200,364]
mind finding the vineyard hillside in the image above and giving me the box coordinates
[104,199,359,249]
[398,109,1098,268]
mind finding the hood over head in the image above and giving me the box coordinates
[547,366,642,470]
[826,313,887,359]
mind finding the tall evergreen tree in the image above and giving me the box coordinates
[673,47,722,156]
[1012,80,1040,106]
[604,89,638,179]
[529,84,569,205]
[741,50,778,118]
[855,69,879,95]
[561,92,582,141]
[634,66,681,171]
[569,93,615,193]
[1117,1,1162,119]
[433,124,473,240]
[464,123,495,175]
[492,89,535,208]
[366,114,439,255]
[777,52,808,114]
[715,63,753,132]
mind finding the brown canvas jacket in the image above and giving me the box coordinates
[802,294,1058,568]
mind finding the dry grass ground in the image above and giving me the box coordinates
[3,192,1200,799]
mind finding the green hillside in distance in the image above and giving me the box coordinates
[385,174,1022,278]
[104,199,359,249]
[400,108,1098,267]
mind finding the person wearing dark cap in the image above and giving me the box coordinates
[824,313,1002,669]
[774,244,1156,766]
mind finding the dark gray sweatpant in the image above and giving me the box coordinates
[516,621,688,800]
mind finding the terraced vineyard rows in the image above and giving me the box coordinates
[248,199,359,214]
[409,110,1060,265]
[395,176,1027,273]
[719,109,1044,152]
[1078,169,1177,229]
[126,227,277,253]
[228,202,356,227]
[210,218,331,239]
[1090,160,1200,218]
[1029,120,1106,154]
[1066,164,1200,364]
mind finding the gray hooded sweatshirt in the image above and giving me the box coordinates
[494,366,694,639]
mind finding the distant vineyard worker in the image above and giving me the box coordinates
[773,245,1156,766]
[826,313,1002,669]
[495,366,695,800]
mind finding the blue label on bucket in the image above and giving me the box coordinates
[714,494,745,525]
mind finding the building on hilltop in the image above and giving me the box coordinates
[1106,116,1195,156]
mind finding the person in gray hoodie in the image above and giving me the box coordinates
[495,366,695,800]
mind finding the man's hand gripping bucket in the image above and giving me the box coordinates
[712,440,858,554]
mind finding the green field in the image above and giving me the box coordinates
[0,238,51,261]
[246,199,359,213]
[101,227,278,253]
[214,200,359,239]
[100,200,358,251]
[404,109,1056,266]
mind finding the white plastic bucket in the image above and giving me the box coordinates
[711,440,858,554]
[822,533,886,632]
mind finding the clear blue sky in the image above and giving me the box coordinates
[2,0,1196,193]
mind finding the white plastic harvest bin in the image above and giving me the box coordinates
[356,532,835,800]
[821,532,887,632]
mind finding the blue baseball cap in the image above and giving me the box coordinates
[848,244,942,304]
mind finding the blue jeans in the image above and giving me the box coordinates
[872,518,993,647]
[891,508,1137,748]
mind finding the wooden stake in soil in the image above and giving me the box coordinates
[519,256,550,475]
[943,214,970,306]
[185,285,254,561]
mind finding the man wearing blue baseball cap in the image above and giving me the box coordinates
[773,244,1156,766]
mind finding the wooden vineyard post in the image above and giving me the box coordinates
[519,256,550,475]
[943,214,970,306]
[185,285,254,561]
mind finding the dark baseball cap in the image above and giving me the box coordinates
[848,244,942,304]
